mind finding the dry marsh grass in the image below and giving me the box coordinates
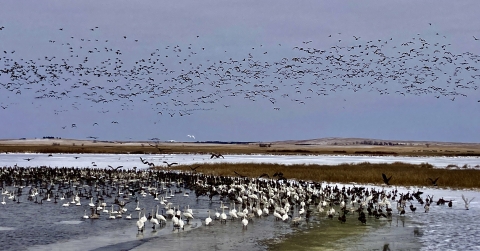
[167,162,480,189]
[1,142,480,157]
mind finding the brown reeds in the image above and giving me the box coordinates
[1,142,480,157]
[166,162,480,189]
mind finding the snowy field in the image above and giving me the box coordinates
[1,153,479,169]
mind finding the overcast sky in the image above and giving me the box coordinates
[1,0,479,142]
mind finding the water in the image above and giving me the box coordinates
[0,154,479,250]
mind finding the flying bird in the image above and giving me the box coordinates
[210,153,224,159]
[108,165,124,170]
[382,173,392,185]
[427,177,439,186]
[163,161,178,167]
[461,194,475,210]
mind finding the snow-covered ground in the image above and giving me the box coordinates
[1,153,479,169]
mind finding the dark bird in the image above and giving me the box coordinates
[108,165,124,170]
[234,171,246,178]
[427,177,439,186]
[210,153,224,159]
[382,173,392,185]
[258,173,269,178]
[273,171,284,177]
[140,157,155,167]
[163,161,178,167]
[474,36,479,41]
[190,165,200,171]
[24,158,34,161]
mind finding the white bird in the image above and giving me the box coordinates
[135,201,141,211]
[150,209,160,229]
[462,194,475,210]
[205,210,213,226]
[126,214,132,220]
[88,198,94,207]
[178,215,185,231]
[136,212,144,232]
[229,206,238,221]
[140,211,148,223]
[220,207,227,223]
[156,205,166,223]
[242,215,249,229]
[1,196,6,205]
[273,210,282,220]
[82,210,89,219]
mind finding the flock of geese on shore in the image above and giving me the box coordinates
[1,25,479,133]
[0,159,475,235]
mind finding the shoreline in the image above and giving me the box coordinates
[1,138,480,157]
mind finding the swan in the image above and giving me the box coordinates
[108,212,116,220]
[237,204,245,218]
[111,205,118,214]
[273,210,282,220]
[82,210,89,219]
[135,201,141,211]
[205,210,212,226]
[150,209,160,229]
[88,198,95,207]
[229,205,238,221]
[186,205,193,215]
[46,194,51,202]
[136,212,144,232]
[242,215,249,229]
[1,196,5,205]
[62,201,70,207]
[140,211,148,223]
[178,215,184,231]
[155,205,166,223]
[220,206,227,223]
[166,206,174,217]
[126,214,132,220]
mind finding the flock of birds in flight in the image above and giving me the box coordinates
[0,25,479,137]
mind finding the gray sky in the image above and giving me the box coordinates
[1,0,479,142]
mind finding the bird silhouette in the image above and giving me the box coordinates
[163,161,178,167]
[382,173,392,185]
[108,165,124,170]
[427,177,439,186]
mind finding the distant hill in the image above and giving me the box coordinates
[270,137,480,146]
